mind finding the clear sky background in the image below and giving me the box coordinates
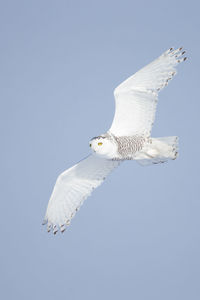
[1,1,200,299]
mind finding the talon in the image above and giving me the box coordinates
[183,57,187,61]
[170,47,173,51]
[179,47,183,50]
[182,51,186,55]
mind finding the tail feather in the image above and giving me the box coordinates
[136,136,179,166]
[156,136,179,160]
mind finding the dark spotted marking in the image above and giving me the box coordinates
[114,135,146,159]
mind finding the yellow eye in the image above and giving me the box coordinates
[98,142,103,146]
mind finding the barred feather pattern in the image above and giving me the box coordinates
[113,135,146,159]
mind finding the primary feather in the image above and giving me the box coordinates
[43,155,120,234]
[109,47,186,136]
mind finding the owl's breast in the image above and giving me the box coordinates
[114,135,146,159]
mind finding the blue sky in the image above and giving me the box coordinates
[1,1,200,299]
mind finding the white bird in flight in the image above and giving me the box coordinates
[43,47,187,234]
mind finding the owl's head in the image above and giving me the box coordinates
[89,135,117,159]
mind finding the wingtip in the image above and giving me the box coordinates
[42,219,48,225]
[167,46,188,63]
[60,224,66,233]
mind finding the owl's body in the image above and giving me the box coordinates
[43,47,187,234]
[90,133,178,164]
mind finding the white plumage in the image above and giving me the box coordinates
[44,155,119,234]
[110,48,186,136]
[43,47,187,234]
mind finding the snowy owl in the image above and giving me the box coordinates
[43,47,187,234]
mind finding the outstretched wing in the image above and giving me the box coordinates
[43,155,120,234]
[109,47,187,137]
